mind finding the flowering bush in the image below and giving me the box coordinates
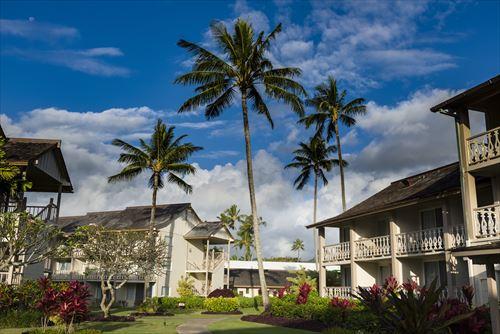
[296,283,312,305]
[278,283,291,299]
[330,297,353,323]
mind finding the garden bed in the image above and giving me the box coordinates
[86,314,136,322]
[129,311,174,317]
[241,314,327,332]
[201,310,243,315]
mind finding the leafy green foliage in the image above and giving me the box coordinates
[138,296,205,312]
[0,309,42,328]
[23,329,102,334]
[204,297,240,313]
[286,268,317,293]
[218,204,243,230]
[237,296,263,309]
[176,275,195,298]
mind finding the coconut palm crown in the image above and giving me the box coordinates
[174,19,306,309]
[300,76,366,212]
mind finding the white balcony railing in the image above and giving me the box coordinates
[467,126,500,167]
[449,225,466,248]
[396,227,444,255]
[354,235,390,259]
[51,271,147,282]
[474,204,499,239]
[323,242,350,263]
[325,286,353,298]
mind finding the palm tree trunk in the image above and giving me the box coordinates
[144,173,159,302]
[241,93,270,309]
[334,122,347,212]
[313,172,318,271]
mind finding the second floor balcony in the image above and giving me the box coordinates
[354,235,391,260]
[323,242,350,264]
[474,203,499,239]
[466,126,500,171]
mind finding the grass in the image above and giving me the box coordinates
[1,308,316,334]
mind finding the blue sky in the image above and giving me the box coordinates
[0,0,499,256]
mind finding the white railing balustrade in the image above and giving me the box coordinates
[449,225,466,248]
[396,227,444,255]
[354,235,390,259]
[467,126,500,167]
[474,204,499,238]
[325,286,353,299]
[323,242,350,263]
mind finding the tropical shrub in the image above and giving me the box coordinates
[287,268,317,293]
[0,309,43,328]
[207,288,234,298]
[296,283,312,304]
[138,296,205,312]
[203,297,239,313]
[24,329,102,334]
[237,296,262,309]
[176,275,195,297]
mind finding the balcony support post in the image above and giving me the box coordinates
[455,108,478,243]
[349,227,358,289]
[486,262,499,334]
[442,201,456,297]
[389,216,402,283]
[205,239,210,297]
[318,227,326,297]
[226,240,231,288]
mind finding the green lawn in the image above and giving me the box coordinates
[1,308,316,334]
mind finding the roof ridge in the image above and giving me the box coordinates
[8,138,61,145]
[390,161,458,185]
[125,202,191,209]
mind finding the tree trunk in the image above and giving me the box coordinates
[241,93,269,309]
[313,172,318,270]
[100,279,110,318]
[334,122,347,212]
[144,173,159,301]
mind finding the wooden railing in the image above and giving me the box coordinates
[325,286,352,298]
[474,203,499,239]
[449,225,466,248]
[354,235,390,259]
[466,126,500,167]
[396,227,444,255]
[323,242,350,263]
[6,202,58,222]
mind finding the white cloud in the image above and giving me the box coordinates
[5,48,131,77]
[0,18,79,42]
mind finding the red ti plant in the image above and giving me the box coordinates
[330,296,353,323]
[36,277,59,329]
[57,281,91,333]
[401,279,419,294]
[296,283,312,305]
[383,275,399,293]
[278,283,291,299]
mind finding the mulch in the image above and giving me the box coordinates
[201,311,243,315]
[87,314,136,322]
[129,311,174,317]
[241,314,327,332]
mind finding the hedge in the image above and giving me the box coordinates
[139,295,263,312]
[0,309,43,329]
[237,296,263,308]
[203,297,240,313]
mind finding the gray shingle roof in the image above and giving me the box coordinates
[228,269,292,288]
[309,162,463,228]
[58,203,192,232]
[4,138,60,164]
[184,221,224,239]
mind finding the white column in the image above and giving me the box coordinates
[318,227,326,297]
[226,240,231,288]
[455,109,478,243]
[486,263,499,334]
[442,201,456,296]
[205,239,210,297]
[389,215,402,283]
[349,227,358,289]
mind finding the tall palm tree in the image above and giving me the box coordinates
[300,76,366,212]
[291,238,305,261]
[108,119,202,301]
[175,19,306,308]
[218,204,243,230]
[285,136,342,267]
[108,119,202,226]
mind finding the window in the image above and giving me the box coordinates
[424,261,447,286]
[245,288,250,294]
[421,208,443,230]
[161,286,169,297]
[376,220,389,235]
[340,227,350,242]
[56,261,71,272]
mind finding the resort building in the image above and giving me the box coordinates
[0,125,73,285]
[51,204,233,306]
[310,76,499,331]
[226,260,320,297]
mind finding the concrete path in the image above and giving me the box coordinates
[176,317,223,334]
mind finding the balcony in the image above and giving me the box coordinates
[466,126,500,171]
[474,203,499,239]
[354,235,390,260]
[186,252,225,273]
[323,242,350,264]
[5,202,58,222]
[396,227,444,255]
[51,271,148,282]
[325,286,352,298]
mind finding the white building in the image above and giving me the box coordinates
[310,75,500,332]
[51,204,233,306]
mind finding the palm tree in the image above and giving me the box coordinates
[285,136,342,267]
[291,239,305,261]
[300,76,366,212]
[218,204,243,230]
[108,119,202,300]
[108,119,202,226]
[235,215,266,261]
[175,19,306,308]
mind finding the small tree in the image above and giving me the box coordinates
[0,212,61,272]
[177,275,195,297]
[69,225,153,318]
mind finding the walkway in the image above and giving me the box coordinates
[176,317,223,334]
